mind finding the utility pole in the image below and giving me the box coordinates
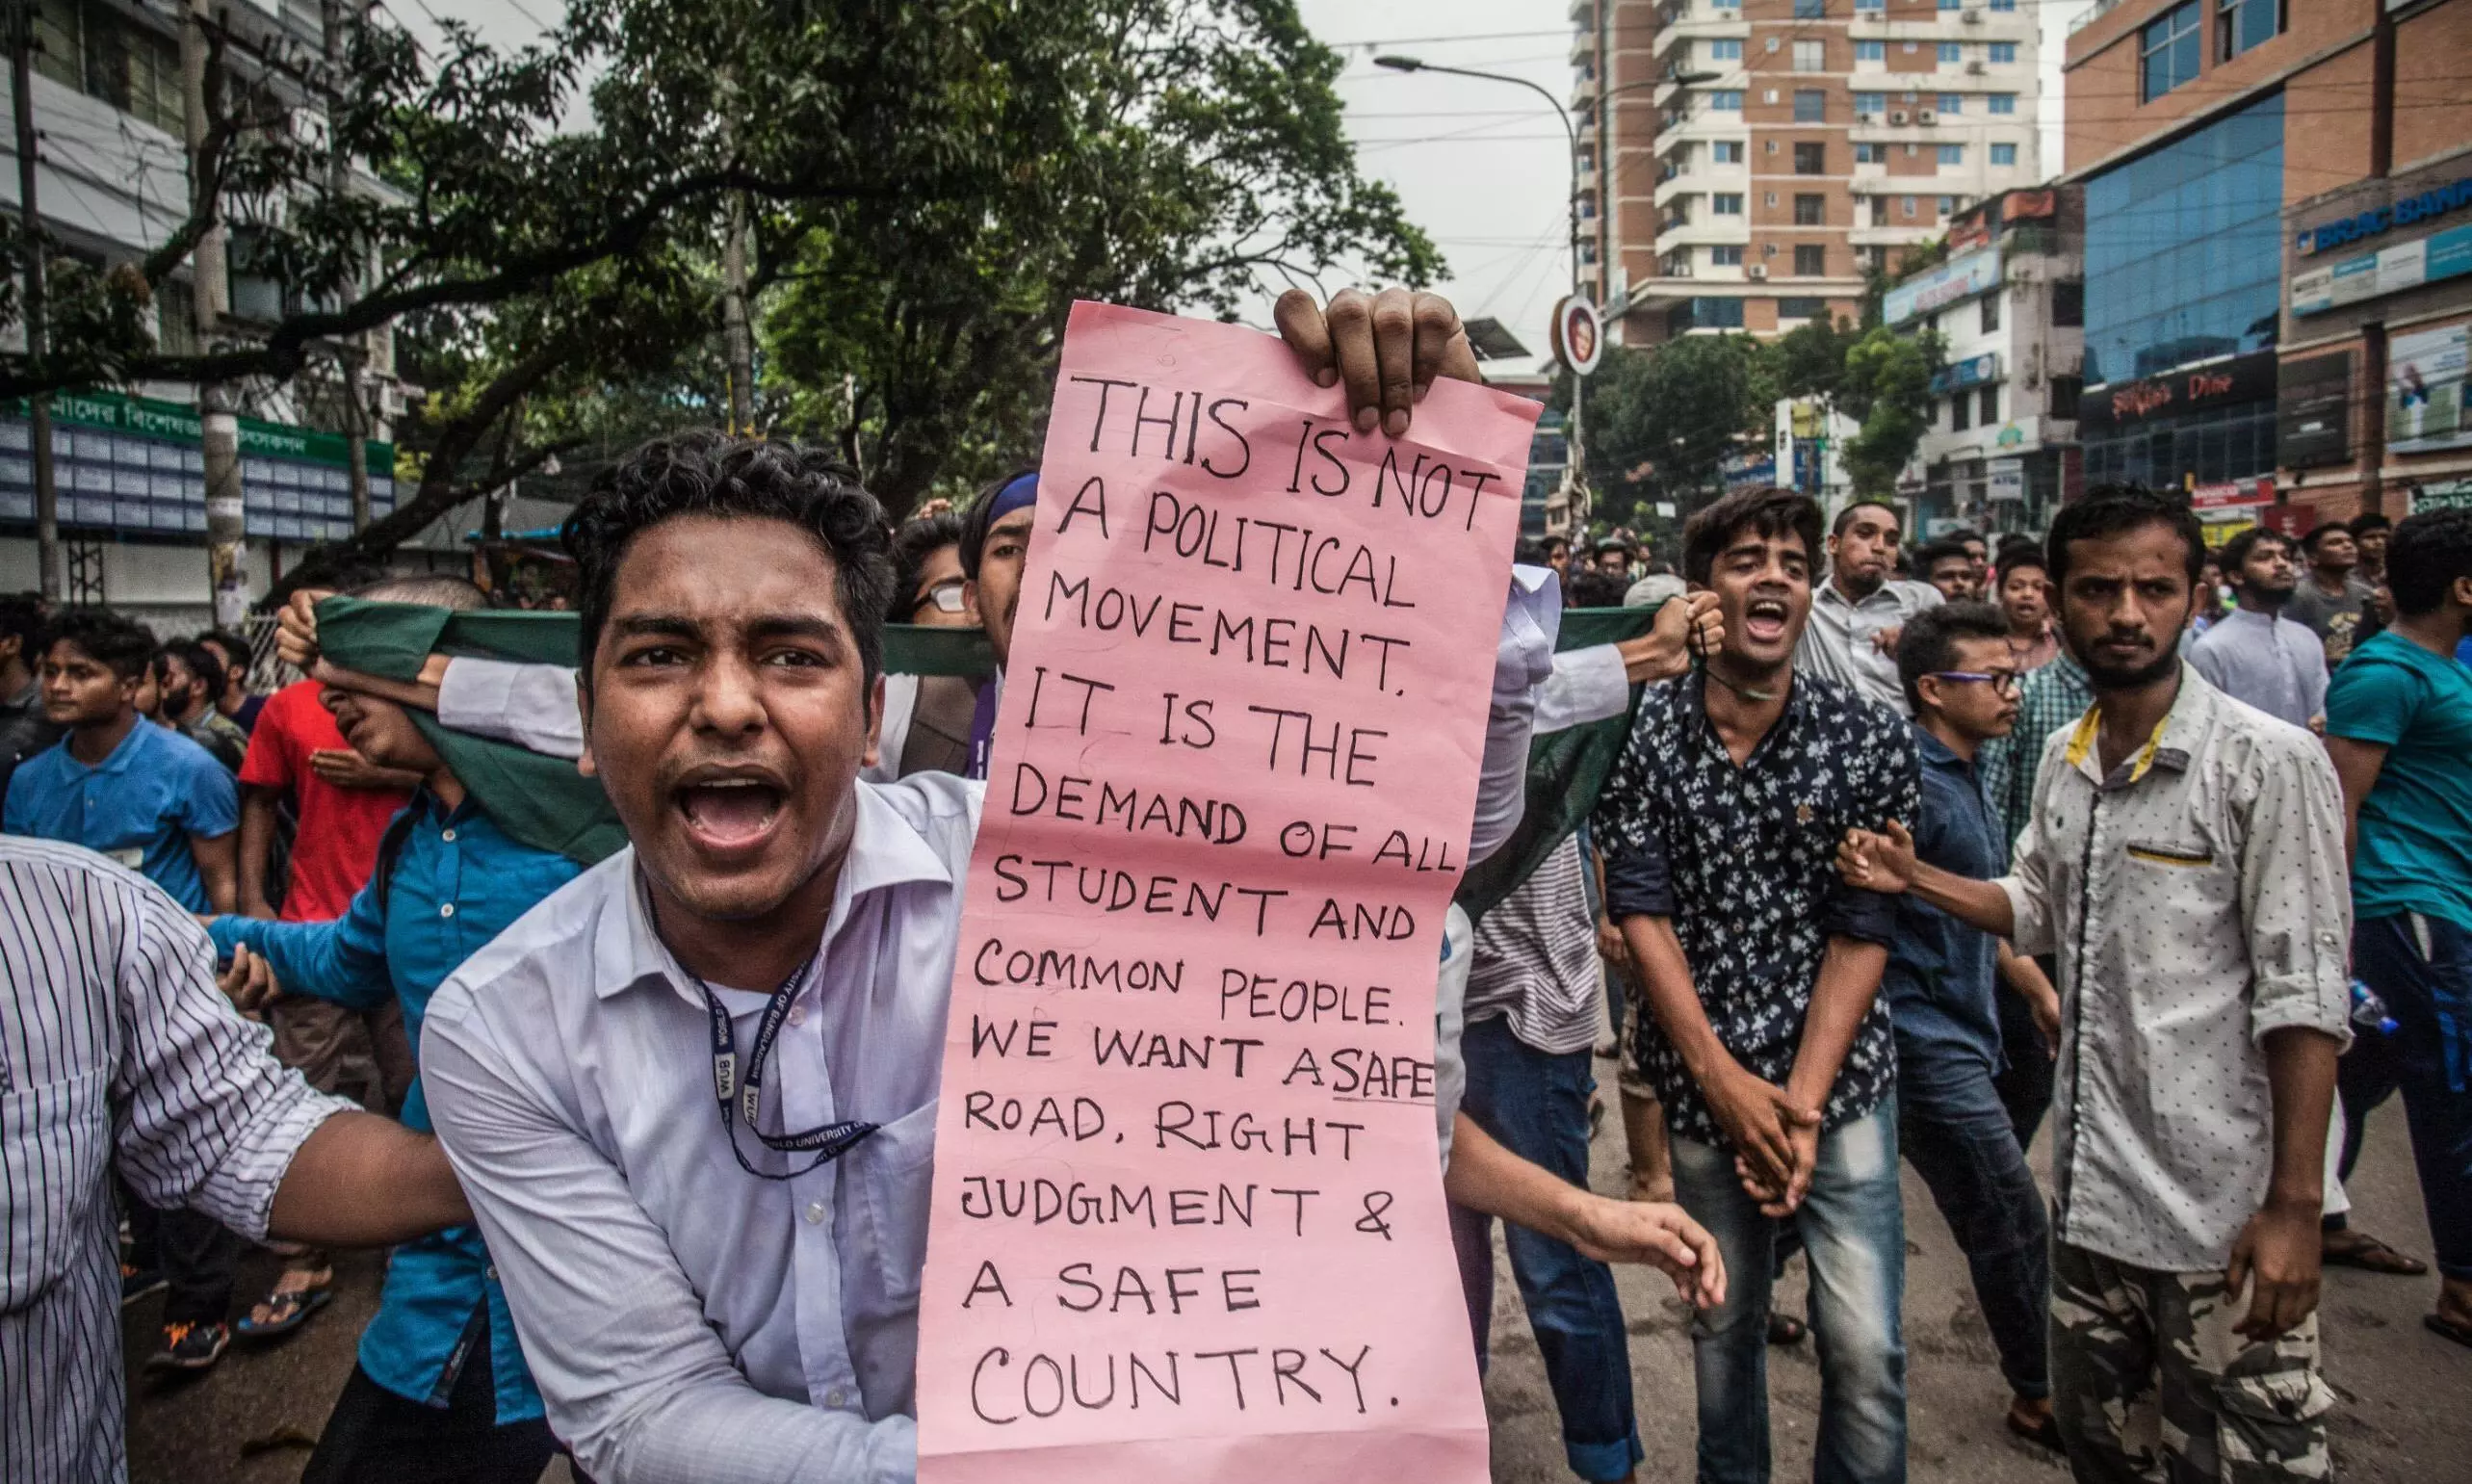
[323,0,371,530]
[11,0,60,601]
[182,0,244,627]
[718,75,754,436]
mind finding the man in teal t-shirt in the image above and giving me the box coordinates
[2323,507,2472,1350]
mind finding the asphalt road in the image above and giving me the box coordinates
[125,1066,2472,1484]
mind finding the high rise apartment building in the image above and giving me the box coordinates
[1577,0,2048,346]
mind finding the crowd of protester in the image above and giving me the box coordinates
[3,285,2469,1484]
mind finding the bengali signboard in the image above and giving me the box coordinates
[0,389,395,537]
[2077,350,2278,433]
[914,303,1530,1484]
[1884,247,2001,328]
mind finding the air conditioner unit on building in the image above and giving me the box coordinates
[1857,112,1877,124]
[1965,60,1987,74]
[1748,264,1768,279]
[1917,109,1938,124]
[1890,110,1910,124]
[1963,7,1982,22]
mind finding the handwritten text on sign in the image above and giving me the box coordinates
[913,304,1535,1483]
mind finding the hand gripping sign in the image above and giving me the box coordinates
[914,303,1536,1484]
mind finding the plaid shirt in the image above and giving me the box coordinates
[1980,648,2093,850]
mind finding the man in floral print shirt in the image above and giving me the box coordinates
[1594,485,1919,1484]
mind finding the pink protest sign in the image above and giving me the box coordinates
[913,302,1536,1483]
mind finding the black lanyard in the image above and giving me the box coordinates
[690,952,880,1182]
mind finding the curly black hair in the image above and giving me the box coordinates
[1681,486,1822,586]
[2044,482,2204,588]
[38,609,156,681]
[889,510,966,624]
[561,432,893,693]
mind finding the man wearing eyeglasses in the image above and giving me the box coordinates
[871,511,986,781]
[1882,601,2063,1452]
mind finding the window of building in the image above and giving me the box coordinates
[1709,39,1743,62]
[1712,91,1745,111]
[1794,143,1826,174]
[1902,195,1918,218]
[2141,2,2202,103]
[1713,193,1745,214]
[154,276,197,357]
[2052,279,2084,326]
[1939,0,1961,9]
[1992,0,2017,10]
[1780,297,1829,320]
[1765,191,1780,207]
[1989,92,2017,115]
[1939,195,1959,215]
[1711,245,1745,266]
[1855,142,1884,164]
[1856,0,1884,11]
[1938,143,1965,166]
[1980,293,2001,333]
[1794,193,1826,224]
[1794,90,1827,122]
[1989,41,2017,64]
[1669,297,1749,335]
[1979,384,2001,425]
[1856,40,1885,64]
[1856,91,1887,117]
[1938,93,1963,115]
[1869,195,1890,225]
[1939,41,1963,65]
[1991,143,2017,167]
[1952,394,1971,432]
[32,1,184,136]
[2048,375,2082,418]
[1794,0,1825,16]
[2219,0,2279,60]
[1712,140,1745,163]
[1795,245,1828,274]
[1793,39,1826,72]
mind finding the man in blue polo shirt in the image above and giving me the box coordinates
[5,610,239,914]
[207,575,585,1484]
[2322,507,2472,1351]
[4,607,247,1373]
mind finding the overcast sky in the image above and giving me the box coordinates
[393,0,2083,378]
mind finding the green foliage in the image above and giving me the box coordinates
[1837,325,1944,497]
[1577,334,1768,518]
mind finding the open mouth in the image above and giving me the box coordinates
[675,775,786,851]
[1744,597,1790,643]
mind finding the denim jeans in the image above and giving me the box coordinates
[1670,1099,1908,1484]
[1449,1014,1645,1483]
[1895,1051,2050,1400]
[2340,912,2472,1279]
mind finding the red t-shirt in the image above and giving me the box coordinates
[238,681,414,923]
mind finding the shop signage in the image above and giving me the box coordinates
[2277,351,2353,468]
[2292,220,2472,316]
[1931,352,2000,395]
[2295,173,2472,256]
[2077,350,2277,432]
[1722,452,1776,491]
[2190,477,2275,512]
[1989,457,2025,503]
[2388,323,2472,455]
[1884,247,2001,327]
[2409,478,2472,513]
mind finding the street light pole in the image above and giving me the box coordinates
[1373,59,1719,539]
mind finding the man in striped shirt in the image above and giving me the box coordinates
[0,835,474,1483]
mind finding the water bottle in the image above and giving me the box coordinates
[2351,978,2399,1037]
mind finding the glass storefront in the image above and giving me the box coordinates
[2083,92,2284,386]
[2081,398,2280,490]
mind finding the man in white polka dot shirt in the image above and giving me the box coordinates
[1840,487,2352,1484]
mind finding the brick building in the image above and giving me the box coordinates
[2064,0,2472,529]
[1580,0,2049,346]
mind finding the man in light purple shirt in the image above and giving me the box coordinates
[2190,527,2329,733]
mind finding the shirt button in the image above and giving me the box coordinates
[825,1389,847,1408]
[805,1201,827,1225]
[441,828,457,843]
[787,1005,805,1027]
[439,902,456,919]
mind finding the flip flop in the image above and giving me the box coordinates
[236,1283,332,1342]
[2426,1313,2472,1351]
[2324,1233,2431,1276]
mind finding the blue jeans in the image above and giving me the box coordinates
[2343,912,2472,1280]
[1449,1015,1645,1482]
[1895,1051,2050,1400]
[1670,1099,1908,1484]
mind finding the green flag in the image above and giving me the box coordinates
[1451,604,1659,924]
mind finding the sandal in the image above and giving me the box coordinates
[2426,1313,2472,1351]
[2323,1231,2431,1276]
[236,1269,333,1342]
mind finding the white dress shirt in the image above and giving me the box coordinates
[421,575,1558,1484]
[1794,575,1942,716]
[1,838,347,1484]
[2187,606,2329,732]
[1997,666,2353,1273]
